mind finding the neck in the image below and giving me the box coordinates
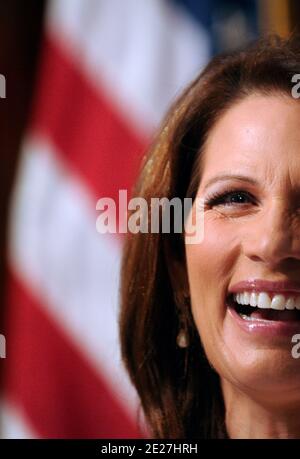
[222,379,300,439]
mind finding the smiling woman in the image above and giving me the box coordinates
[119,34,300,439]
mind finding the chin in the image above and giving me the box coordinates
[219,346,300,404]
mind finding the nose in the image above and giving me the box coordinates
[243,199,300,269]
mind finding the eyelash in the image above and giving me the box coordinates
[205,189,256,207]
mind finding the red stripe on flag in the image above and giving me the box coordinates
[30,36,147,202]
[3,271,142,439]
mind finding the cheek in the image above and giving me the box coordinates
[186,215,240,304]
[185,216,241,361]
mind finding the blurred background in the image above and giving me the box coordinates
[0,0,299,439]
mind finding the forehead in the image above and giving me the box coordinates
[200,94,300,181]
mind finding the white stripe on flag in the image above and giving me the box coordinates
[46,0,210,133]
[8,135,138,418]
[0,400,37,439]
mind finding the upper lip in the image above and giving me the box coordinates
[228,279,300,295]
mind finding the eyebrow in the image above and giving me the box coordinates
[203,174,259,191]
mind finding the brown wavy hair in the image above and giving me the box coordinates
[119,34,300,439]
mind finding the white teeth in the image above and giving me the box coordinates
[257,292,271,309]
[295,297,300,310]
[250,292,257,307]
[233,291,300,310]
[270,294,285,310]
[285,297,295,310]
[243,292,250,305]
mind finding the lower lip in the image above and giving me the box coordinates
[227,303,300,338]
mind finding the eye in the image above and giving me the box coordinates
[205,189,256,207]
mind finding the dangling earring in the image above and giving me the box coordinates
[176,328,189,348]
[175,292,190,348]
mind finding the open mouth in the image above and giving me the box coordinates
[227,293,300,322]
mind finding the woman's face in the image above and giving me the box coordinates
[185,94,300,405]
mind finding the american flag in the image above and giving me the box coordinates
[2,0,212,438]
